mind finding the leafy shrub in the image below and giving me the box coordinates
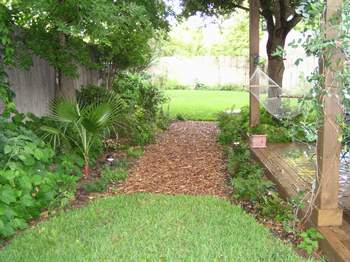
[258,192,294,222]
[217,105,317,145]
[217,111,244,145]
[76,85,111,106]
[298,228,324,255]
[0,117,80,238]
[77,72,169,147]
[176,113,186,121]
[226,144,250,175]
[232,174,274,202]
[152,77,191,90]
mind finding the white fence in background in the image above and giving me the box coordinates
[148,55,318,90]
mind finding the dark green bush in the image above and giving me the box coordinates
[77,72,169,146]
[232,174,274,202]
[76,85,111,106]
[0,116,80,238]
[258,193,294,222]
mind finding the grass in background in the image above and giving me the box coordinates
[0,194,308,261]
[164,90,249,120]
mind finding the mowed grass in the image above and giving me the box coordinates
[0,194,309,262]
[164,90,249,120]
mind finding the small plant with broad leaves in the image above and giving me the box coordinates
[298,228,324,256]
[0,117,80,239]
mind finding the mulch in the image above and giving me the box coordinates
[117,121,232,198]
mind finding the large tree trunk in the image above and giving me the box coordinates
[266,30,287,115]
[259,0,302,116]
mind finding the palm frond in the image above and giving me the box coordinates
[49,98,80,123]
[81,94,123,133]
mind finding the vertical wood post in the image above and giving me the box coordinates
[312,0,343,227]
[249,0,260,127]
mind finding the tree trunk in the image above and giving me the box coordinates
[56,33,76,99]
[266,31,287,115]
[105,62,117,90]
[57,71,76,99]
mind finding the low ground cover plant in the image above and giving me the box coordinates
[0,116,81,239]
[217,111,322,257]
[81,165,128,193]
[217,106,317,144]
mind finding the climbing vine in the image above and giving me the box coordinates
[0,4,15,117]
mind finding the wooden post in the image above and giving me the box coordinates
[312,0,343,227]
[249,0,260,127]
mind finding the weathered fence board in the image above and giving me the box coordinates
[2,55,101,116]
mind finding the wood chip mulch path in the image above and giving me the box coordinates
[117,121,232,198]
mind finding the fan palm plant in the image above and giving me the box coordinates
[42,94,123,176]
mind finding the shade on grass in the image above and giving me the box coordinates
[0,194,309,262]
[164,90,249,120]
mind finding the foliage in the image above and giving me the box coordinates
[160,21,207,57]
[126,147,144,158]
[258,192,294,222]
[43,96,123,176]
[218,114,284,215]
[0,117,80,239]
[210,13,250,57]
[217,110,324,256]
[160,12,251,58]
[0,194,309,261]
[298,228,324,256]
[81,166,128,193]
[0,5,16,118]
[77,73,169,146]
[217,111,245,145]
[0,0,170,97]
[152,77,190,90]
[232,174,274,202]
[152,77,245,91]
[217,105,317,144]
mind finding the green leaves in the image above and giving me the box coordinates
[0,186,17,205]
[44,96,123,175]
[298,228,324,255]
[0,118,80,239]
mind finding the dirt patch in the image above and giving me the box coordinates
[118,121,231,198]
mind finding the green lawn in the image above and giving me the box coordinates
[164,90,249,120]
[0,194,308,262]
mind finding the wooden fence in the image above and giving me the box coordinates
[3,55,101,116]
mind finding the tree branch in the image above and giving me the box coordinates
[232,4,250,12]
[286,13,302,33]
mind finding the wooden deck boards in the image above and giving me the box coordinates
[251,143,350,262]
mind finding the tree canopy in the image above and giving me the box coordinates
[0,0,170,102]
[161,13,250,57]
[0,0,170,76]
[180,0,305,88]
